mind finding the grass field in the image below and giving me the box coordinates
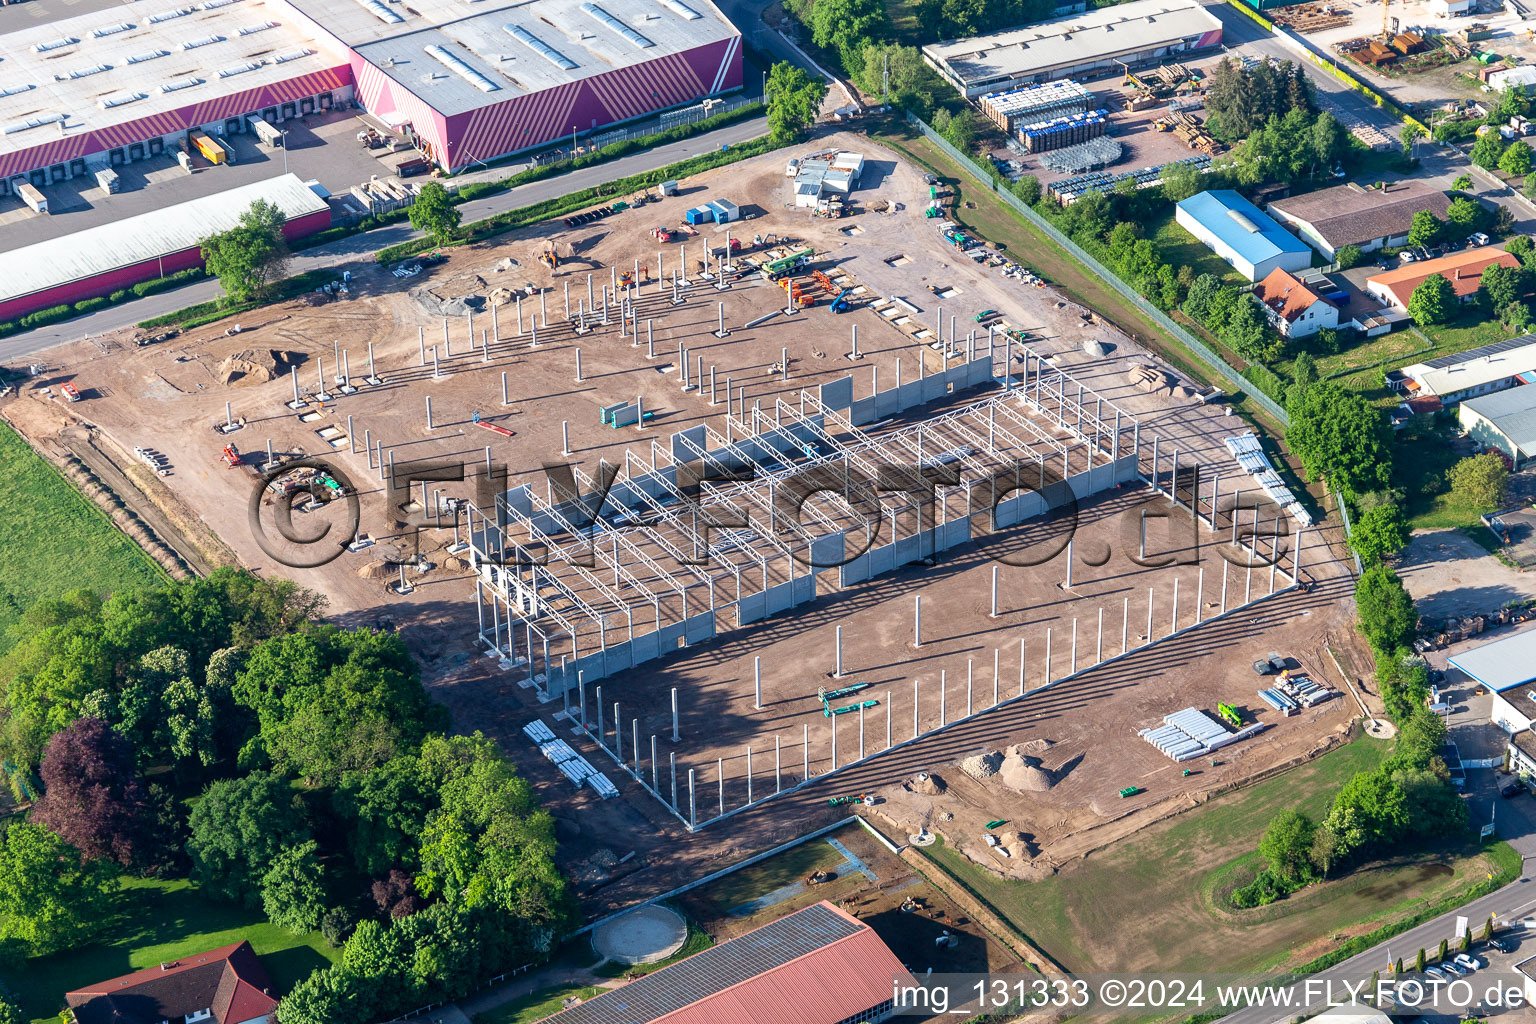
[1149,212,1247,286]
[681,839,846,922]
[915,736,1507,973]
[0,422,164,650]
[1420,308,1517,355]
[473,984,605,1024]
[7,876,336,1023]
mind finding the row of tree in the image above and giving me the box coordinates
[0,571,571,1024]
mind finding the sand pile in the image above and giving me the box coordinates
[1082,338,1107,358]
[909,771,946,795]
[356,560,396,579]
[960,751,1002,780]
[1128,364,1170,391]
[488,287,516,306]
[998,744,1055,793]
[216,349,292,386]
[999,830,1034,859]
[442,554,471,571]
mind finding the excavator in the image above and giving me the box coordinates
[538,241,559,270]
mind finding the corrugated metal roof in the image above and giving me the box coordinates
[1447,628,1536,689]
[0,173,328,305]
[544,902,907,1024]
[1401,330,1536,397]
[1176,190,1310,269]
[1462,386,1536,456]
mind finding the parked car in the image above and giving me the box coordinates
[1469,232,1490,246]
[1438,962,1464,977]
[973,309,999,323]
[1454,953,1483,971]
[1503,779,1527,798]
[1399,251,1418,263]
[1491,937,1514,953]
[1424,966,1447,980]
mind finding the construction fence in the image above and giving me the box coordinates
[903,111,1291,426]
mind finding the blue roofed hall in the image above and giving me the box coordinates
[1448,628,1536,691]
[1174,190,1312,282]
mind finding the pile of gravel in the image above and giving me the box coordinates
[960,751,1003,780]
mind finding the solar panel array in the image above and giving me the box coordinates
[547,903,864,1024]
[1421,333,1534,370]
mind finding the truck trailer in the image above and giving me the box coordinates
[15,181,46,214]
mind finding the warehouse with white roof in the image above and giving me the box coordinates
[0,0,742,192]
[0,173,330,321]
[922,0,1223,98]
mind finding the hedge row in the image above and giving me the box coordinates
[454,102,765,203]
[375,134,777,264]
[0,266,208,338]
[136,269,340,331]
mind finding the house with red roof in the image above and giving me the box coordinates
[1251,268,1339,340]
[64,941,278,1024]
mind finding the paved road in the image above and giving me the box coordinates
[2,114,768,366]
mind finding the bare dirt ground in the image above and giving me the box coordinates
[1398,528,1536,621]
[4,130,1365,919]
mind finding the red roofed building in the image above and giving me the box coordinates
[1365,247,1522,313]
[1251,268,1339,339]
[64,941,278,1024]
[543,901,909,1024]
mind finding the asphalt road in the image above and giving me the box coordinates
[1,113,768,366]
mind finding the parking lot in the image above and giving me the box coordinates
[0,106,415,254]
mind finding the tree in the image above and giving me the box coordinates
[1460,928,1473,953]
[1473,131,1506,170]
[187,771,310,906]
[1181,273,1223,324]
[1010,175,1041,206]
[1501,140,1534,177]
[1448,452,1510,510]
[1400,122,1424,156]
[262,840,327,933]
[1408,209,1444,248]
[0,823,118,957]
[1525,174,1536,204]
[852,42,944,113]
[200,201,289,304]
[804,0,887,78]
[0,993,21,1024]
[1334,244,1363,270]
[1292,351,1319,390]
[1356,564,1418,655]
[765,61,826,143]
[1482,916,1494,942]
[1479,262,1528,311]
[1160,160,1203,203]
[1349,503,1410,565]
[1313,325,1342,355]
[30,717,147,867]
[371,868,424,919]
[1259,809,1316,881]
[407,182,460,248]
[1452,173,1474,191]
[1394,957,1403,975]
[1438,937,1449,961]
[1406,273,1455,326]
[321,906,355,948]
[1285,383,1392,495]
[1508,233,1536,265]
[1415,948,1427,973]
[1447,196,1488,235]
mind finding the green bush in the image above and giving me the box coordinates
[1242,364,1287,405]
[73,297,109,314]
[20,304,73,328]
[108,289,128,303]
[1230,868,1303,908]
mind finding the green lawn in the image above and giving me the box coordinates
[473,984,605,1024]
[0,422,164,650]
[914,736,1507,974]
[7,876,337,1023]
[1149,211,1248,286]
[1419,308,1520,357]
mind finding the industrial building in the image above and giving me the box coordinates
[1174,190,1311,282]
[0,0,742,194]
[922,0,1222,98]
[1266,180,1452,260]
[544,902,908,1024]
[1459,386,1536,466]
[0,173,330,321]
[1392,336,1536,406]
[1366,247,1522,314]
[0,0,351,196]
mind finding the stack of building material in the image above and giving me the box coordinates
[588,772,619,798]
[1223,432,1313,527]
[1048,154,1211,203]
[1258,688,1297,714]
[522,720,556,743]
[1140,707,1264,761]
[978,80,1091,132]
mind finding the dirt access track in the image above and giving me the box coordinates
[6,130,1366,925]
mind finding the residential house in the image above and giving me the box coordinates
[1251,268,1339,339]
[1364,246,1521,313]
[65,941,278,1024]
[1265,180,1452,260]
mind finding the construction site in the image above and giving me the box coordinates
[0,130,1366,910]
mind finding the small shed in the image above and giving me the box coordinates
[684,204,715,225]
[794,181,822,208]
[660,179,679,196]
[707,198,740,223]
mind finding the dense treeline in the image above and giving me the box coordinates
[0,570,572,1023]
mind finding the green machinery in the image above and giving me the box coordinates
[825,699,878,718]
[1217,702,1242,728]
[819,682,869,702]
[985,819,1007,829]
[1118,786,1140,798]
[817,681,877,717]
[761,247,816,280]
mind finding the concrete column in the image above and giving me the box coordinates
[835,626,843,678]
[1019,639,1025,695]
[754,656,762,710]
[1097,606,1103,664]
[914,595,922,646]
[775,735,781,794]
[1146,588,1154,646]
[671,687,680,741]
[940,670,946,727]
[991,565,999,617]
[688,768,696,827]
